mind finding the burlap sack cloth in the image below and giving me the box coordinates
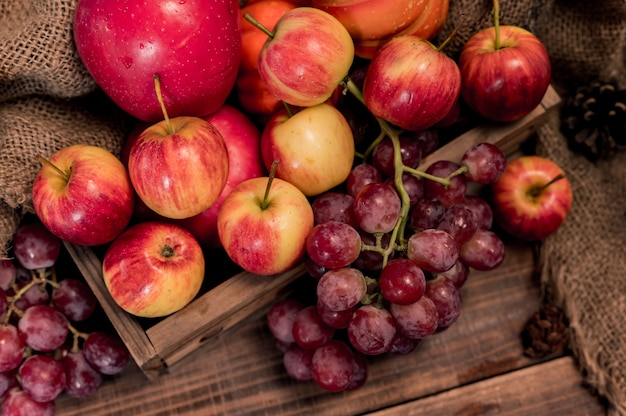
[0,0,130,258]
[1,0,625,412]
[438,0,626,414]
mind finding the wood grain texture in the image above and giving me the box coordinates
[55,241,606,416]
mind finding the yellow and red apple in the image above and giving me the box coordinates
[261,103,355,197]
[490,155,572,241]
[32,144,134,246]
[102,221,205,318]
[217,176,314,276]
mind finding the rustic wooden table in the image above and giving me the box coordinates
[54,239,608,416]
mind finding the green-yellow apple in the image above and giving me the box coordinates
[102,221,205,318]
[490,155,572,241]
[253,7,354,107]
[32,144,134,246]
[217,175,314,276]
[261,103,355,197]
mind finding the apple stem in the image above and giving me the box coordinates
[37,155,71,183]
[282,101,293,118]
[493,0,501,50]
[530,173,565,198]
[261,160,280,210]
[243,13,275,39]
[436,14,465,52]
[153,74,174,135]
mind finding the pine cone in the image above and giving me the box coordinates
[521,304,569,358]
[560,80,626,161]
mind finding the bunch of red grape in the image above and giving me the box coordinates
[266,81,509,392]
[0,221,130,415]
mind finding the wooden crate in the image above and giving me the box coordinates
[64,85,561,381]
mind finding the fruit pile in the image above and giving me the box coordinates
[0,222,129,414]
[2,0,575,408]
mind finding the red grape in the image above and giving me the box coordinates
[378,258,426,305]
[292,305,335,349]
[388,332,421,355]
[52,278,98,322]
[0,288,7,316]
[458,195,493,230]
[423,160,467,208]
[353,182,401,234]
[18,305,69,352]
[0,260,17,291]
[305,221,362,270]
[311,339,356,392]
[347,304,396,355]
[346,352,368,391]
[18,354,65,403]
[413,128,439,156]
[311,192,358,228]
[62,350,103,399]
[438,259,470,289]
[409,197,445,231]
[1,387,54,416]
[317,267,366,312]
[372,135,422,178]
[267,298,305,345]
[386,173,424,206]
[437,203,479,246]
[407,229,459,273]
[283,344,314,381]
[425,276,462,329]
[459,229,506,271]
[0,370,17,397]
[346,163,382,197]
[316,300,356,329]
[390,296,439,339]
[461,142,506,184]
[82,332,130,375]
[0,325,25,373]
[12,222,61,271]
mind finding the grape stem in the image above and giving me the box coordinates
[342,76,467,264]
[3,268,57,325]
[67,322,90,353]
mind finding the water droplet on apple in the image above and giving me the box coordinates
[119,56,133,69]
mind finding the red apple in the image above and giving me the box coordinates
[490,156,572,241]
[217,175,314,276]
[102,221,204,318]
[73,0,241,122]
[261,103,355,197]
[127,79,230,220]
[32,144,134,246]
[253,7,354,107]
[458,0,551,122]
[176,105,266,248]
[363,35,461,131]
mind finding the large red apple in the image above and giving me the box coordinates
[73,0,241,122]
[102,221,205,318]
[32,144,134,246]
[490,156,572,241]
[254,7,354,107]
[363,35,461,131]
[176,105,266,248]
[128,109,230,220]
[458,0,551,122]
[261,103,355,197]
[217,175,314,276]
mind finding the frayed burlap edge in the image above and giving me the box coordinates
[537,113,626,416]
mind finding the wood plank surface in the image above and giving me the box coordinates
[54,240,607,415]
